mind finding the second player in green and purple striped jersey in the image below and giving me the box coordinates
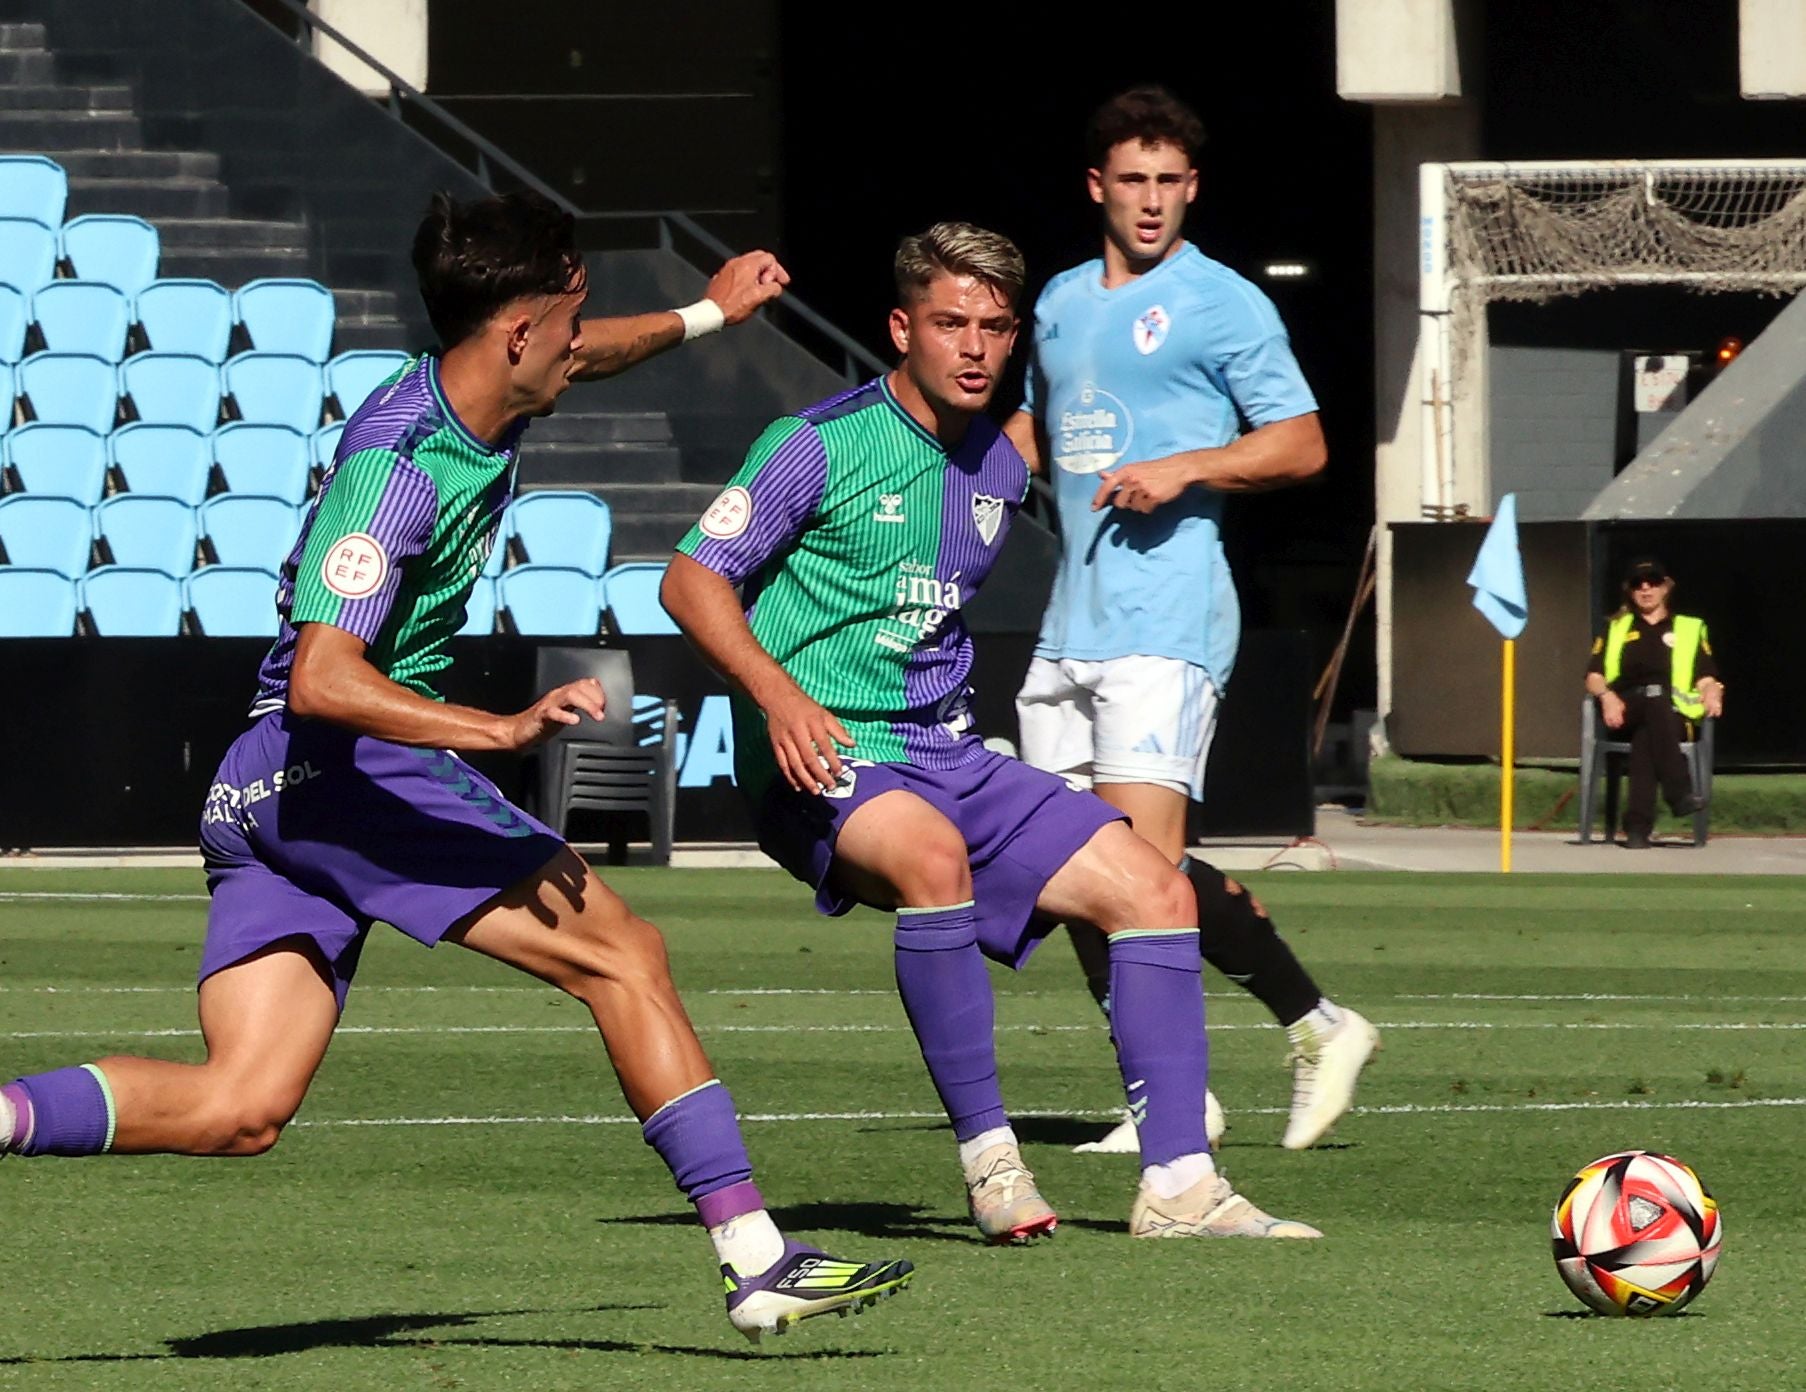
[676,374,1027,794]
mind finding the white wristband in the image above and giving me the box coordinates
[675,298,726,342]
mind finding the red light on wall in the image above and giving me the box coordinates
[1715,335,1744,366]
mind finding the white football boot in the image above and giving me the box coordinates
[1130,1171,1322,1239]
[964,1141,1058,1244]
[1282,1007,1380,1150]
[1074,1090,1226,1154]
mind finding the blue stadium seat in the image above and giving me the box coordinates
[200,494,302,569]
[18,352,117,432]
[0,361,14,427]
[498,566,602,636]
[233,279,336,363]
[0,567,79,636]
[309,420,344,474]
[32,281,131,363]
[80,565,184,636]
[59,215,160,299]
[0,157,67,227]
[0,495,90,575]
[95,494,197,574]
[482,530,506,578]
[4,423,107,505]
[0,219,58,295]
[602,562,679,635]
[223,352,323,433]
[0,283,27,365]
[326,350,410,417]
[119,353,220,432]
[184,565,277,637]
[458,575,497,636]
[109,422,211,505]
[212,422,310,504]
[506,491,611,575]
[134,279,232,363]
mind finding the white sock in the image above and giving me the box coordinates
[958,1124,1018,1174]
[1143,1151,1216,1199]
[707,1208,786,1277]
[1287,998,1344,1043]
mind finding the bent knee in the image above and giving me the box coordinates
[1109,863,1196,934]
[561,914,679,999]
[194,1095,297,1156]
[903,837,974,906]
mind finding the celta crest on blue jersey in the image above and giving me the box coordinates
[1133,304,1171,355]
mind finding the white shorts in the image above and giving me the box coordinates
[1015,655,1219,800]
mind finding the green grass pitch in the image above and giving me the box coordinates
[1,868,1802,1391]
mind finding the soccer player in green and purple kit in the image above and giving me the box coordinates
[664,222,1320,1243]
[0,190,911,1342]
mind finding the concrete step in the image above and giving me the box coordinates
[0,50,54,84]
[330,320,418,353]
[52,148,219,179]
[524,410,674,445]
[516,441,685,487]
[0,83,130,112]
[0,110,141,150]
[66,176,230,219]
[155,217,309,250]
[159,247,313,283]
[0,21,46,49]
[331,287,405,321]
[608,510,712,559]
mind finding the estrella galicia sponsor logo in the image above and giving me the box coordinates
[1053,382,1134,476]
[1133,304,1171,356]
[971,494,1005,547]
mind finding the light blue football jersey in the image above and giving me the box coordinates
[1023,242,1317,684]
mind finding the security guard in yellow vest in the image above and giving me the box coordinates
[1584,557,1725,847]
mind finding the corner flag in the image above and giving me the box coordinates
[1467,493,1527,639]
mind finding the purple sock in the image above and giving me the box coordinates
[1107,930,1209,1167]
[9,1065,115,1156]
[641,1080,763,1226]
[894,902,1007,1142]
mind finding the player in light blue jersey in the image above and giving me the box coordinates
[1005,87,1378,1152]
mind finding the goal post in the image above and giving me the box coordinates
[1417,158,1806,521]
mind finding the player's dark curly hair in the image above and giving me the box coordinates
[412,190,586,349]
[1085,86,1206,167]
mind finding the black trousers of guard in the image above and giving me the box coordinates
[1612,690,1696,838]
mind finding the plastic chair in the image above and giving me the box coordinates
[0,567,79,636]
[0,283,27,365]
[532,646,677,863]
[119,353,220,432]
[309,420,345,474]
[80,565,184,636]
[457,576,497,636]
[134,279,232,363]
[506,492,611,575]
[94,494,197,574]
[497,565,601,636]
[199,494,303,569]
[0,361,12,428]
[1576,697,1714,846]
[0,495,90,575]
[0,218,58,293]
[223,352,324,433]
[32,281,131,362]
[326,350,410,418]
[109,423,211,505]
[4,423,107,504]
[59,215,160,299]
[233,278,336,363]
[0,157,67,227]
[184,565,277,637]
[211,422,310,504]
[602,562,678,635]
[19,352,117,432]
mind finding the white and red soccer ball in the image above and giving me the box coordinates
[1551,1150,1722,1316]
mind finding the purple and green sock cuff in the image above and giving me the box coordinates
[641,1079,763,1225]
[6,1064,115,1156]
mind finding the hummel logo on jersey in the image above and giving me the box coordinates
[1133,305,1171,355]
[873,493,906,525]
[972,494,1005,546]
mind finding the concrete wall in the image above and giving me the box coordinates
[312,0,426,95]
[1741,0,1806,98]
[1490,348,1619,521]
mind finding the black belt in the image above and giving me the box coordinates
[1624,684,1668,699]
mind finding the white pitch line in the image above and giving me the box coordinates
[0,891,207,902]
[294,1095,1806,1129]
[1399,992,1806,1004]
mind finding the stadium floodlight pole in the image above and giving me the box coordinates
[1418,162,1457,521]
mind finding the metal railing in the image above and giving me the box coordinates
[253,0,887,384]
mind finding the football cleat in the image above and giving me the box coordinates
[0,1082,31,1157]
[1074,1090,1226,1155]
[1130,1172,1322,1239]
[723,1239,914,1343]
[965,1142,1058,1244]
[1282,1008,1380,1150]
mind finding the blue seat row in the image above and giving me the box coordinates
[0,492,302,577]
[2,422,344,506]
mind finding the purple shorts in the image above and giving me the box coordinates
[756,749,1123,970]
[197,711,565,1006]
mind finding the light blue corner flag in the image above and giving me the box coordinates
[1467,493,1528,639]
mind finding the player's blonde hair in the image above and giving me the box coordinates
[894,222,1026,308]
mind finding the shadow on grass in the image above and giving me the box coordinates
[600,1199,973,1243]
[1,1305,894,1364]
[1541,1309,1702,1320]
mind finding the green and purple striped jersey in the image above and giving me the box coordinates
[677,376,1029,794]
[251,355,524,714]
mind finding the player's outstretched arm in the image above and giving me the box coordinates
[661,552,852,791]
[1003,409,1045,476]
[289,622,603,751]
[1092,412,1327,513]
[569,250,791,381]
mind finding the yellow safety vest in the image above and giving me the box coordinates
[1602,612,1707,720]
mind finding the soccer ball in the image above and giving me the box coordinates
[1551,1150,1722,1316]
